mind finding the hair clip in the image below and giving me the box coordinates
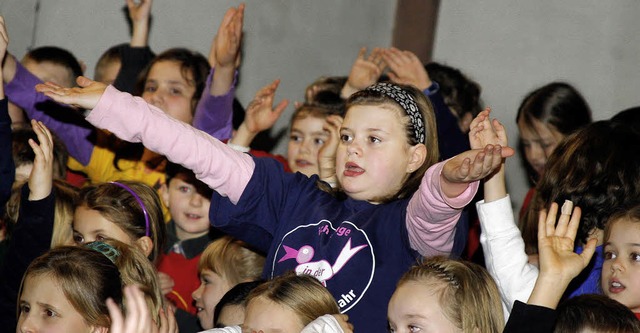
[110,181,150,237]
[86,241,120,264]
[366,82,425,144]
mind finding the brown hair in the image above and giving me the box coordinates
[76,181,166,262]
[345,83,439,202]
[198,236,265,285]
[604,204,640,244]
[19,245,123,328]
[554,294,640,333]
[397,257,504,333]
[247,272,340,326]
[521,120,640,253]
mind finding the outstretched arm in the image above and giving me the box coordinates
[36,77,255,203]
[127,0,152,47]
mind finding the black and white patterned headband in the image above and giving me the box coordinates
[366,82,425,144]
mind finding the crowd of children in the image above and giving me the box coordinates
[1,2,639,333]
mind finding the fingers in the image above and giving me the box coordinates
[554,201,573,236]
[158,306,177,333]
[107,298,125,333]
[356,47,367,60]
[76,76,95,88]
[273,99,289,115]
[580,236,598,265]
[565,205,581,241]
[538,207,548,243]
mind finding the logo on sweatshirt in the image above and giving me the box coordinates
[272,220,374,312]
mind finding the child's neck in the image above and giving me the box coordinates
[175,227,208,241]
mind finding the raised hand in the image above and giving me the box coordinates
[230,79,289,148]
[210,3,244,96]
[341,47,385,98]
[243,79,288,134]
[468,108,508,149]
[527,201,597,308]
[108,285,177,333]
[537,202,596,282]
[35,76,107,110]
[27,120,54,201]
[382,48,431,90]
[215,3,244,69]
[126,0,153,47]
[318,115,343,188]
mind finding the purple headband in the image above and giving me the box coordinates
[109,182,150,237]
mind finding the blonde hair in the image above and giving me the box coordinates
[3,180,78,249]
[198,236,265,285]
[345,83,439,202]
[398,257,504,333]
[247,272,340,326]
[76,181,166,261]
[102,239,163,323]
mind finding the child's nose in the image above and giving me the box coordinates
[19,314,35,333]
[192,284,203,300]
[190,194,203,206]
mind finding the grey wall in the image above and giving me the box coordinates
[0,0,396,152]
[433,1,640,213]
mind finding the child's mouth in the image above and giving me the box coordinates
[608,279,626,294]
[295,159,312,167]
[343,162,365,177]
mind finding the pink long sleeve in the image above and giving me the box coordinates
[406,160,479,256]
[86,86,254,203]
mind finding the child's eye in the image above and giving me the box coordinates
[409,325,421,332]
[95,235,108,242]
[19,303,30,314]
[289,134,302,143]
[340,134,352,143]
[369,136,381,143]
[630,253,640,262]
[604,251,617,260]
[45,309,57,317]
[178,185,191,193]
[170,88,183,96]
[144,84,157,93]
[314,138,326,146]
[73,233,85,244]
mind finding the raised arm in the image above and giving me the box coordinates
[37,77,254,203]
[112,0,156,93]
[472,110,537,311]
[229,79,288,148]
[192,4,245,139]
[406,111,514,256]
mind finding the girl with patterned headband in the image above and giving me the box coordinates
[36,76,513,331]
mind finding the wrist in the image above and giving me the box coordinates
[340,82,358,99]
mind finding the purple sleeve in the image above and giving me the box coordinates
[405,160,479,256]
[87,86,254,203]
[192,68,235,141]
[4,62,95,165]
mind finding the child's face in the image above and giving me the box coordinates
[517,117,565,177]
[192,269,234,330]
[388,281,460,333]
[18,274,104,333]
[242,296,305,333]
[97,60,121,86]
[72,205,135,245]
[336,105,416,202]
[142,60,196,124]
[162,175,211,241]
[23,60,74,88]
[287,115,329,177]
[602,219,640,312]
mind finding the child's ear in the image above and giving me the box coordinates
[160,182,170,207]
[135,236,154,258]
[407,143,427,173]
